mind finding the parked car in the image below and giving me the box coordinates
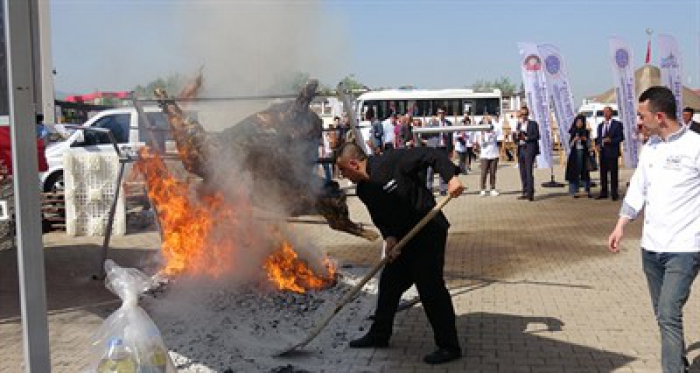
[40,106,172,193]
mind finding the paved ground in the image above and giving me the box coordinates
[1,162,699,372]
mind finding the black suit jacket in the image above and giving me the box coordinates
[595,119,624,159]
[515,120,540,158]
[689,120,700,135]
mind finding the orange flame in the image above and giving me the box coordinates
[263,241,337,293]
[134,147,335,292]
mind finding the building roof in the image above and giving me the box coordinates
[64,91,130,103]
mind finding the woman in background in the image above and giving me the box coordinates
[565,115,593,198]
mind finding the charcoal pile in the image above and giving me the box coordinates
[143,267,381,372]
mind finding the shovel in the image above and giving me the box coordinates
[273,195,453,357]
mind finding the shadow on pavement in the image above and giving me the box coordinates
[0,244,160,321]
[456,312,636,371]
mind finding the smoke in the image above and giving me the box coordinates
[170,0,346,129]
[139,1,346,287]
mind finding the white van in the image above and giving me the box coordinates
[577,103,620,139]
[41,106,172,192]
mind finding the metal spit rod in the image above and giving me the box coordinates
[411,124,494,134]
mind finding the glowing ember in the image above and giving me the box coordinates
[135,147,336,292]
[264,241,337,293]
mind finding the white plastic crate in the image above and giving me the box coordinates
[64,148,126,236]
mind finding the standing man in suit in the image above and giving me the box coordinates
[595,106,625,201]
[425,108,453,195]
[515,107,540,201]
[681,107,700,135]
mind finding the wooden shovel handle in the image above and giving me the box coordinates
[335,195,453,309]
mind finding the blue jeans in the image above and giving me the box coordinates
[568,180,590,195]
[642,249,700,372]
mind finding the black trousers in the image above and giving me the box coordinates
[370,226,460,351]
[518,147,536,197]
[599,156,619,197]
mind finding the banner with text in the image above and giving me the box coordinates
[538,43,575,158]
[608,37,638,168]
[518,42,553,168]
[658,33,684,120]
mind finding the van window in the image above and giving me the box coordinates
[90,114,130,144]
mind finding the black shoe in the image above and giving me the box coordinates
[611,195,619,201]
[423,348,462,365]
[587,193,593,198]
[528,195,534,201]
[595,195,608,200]
[517,195,528,200]
[348,333,389,348]
[573,194,579,199]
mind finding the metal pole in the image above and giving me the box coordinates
[98,158,127,277]
[412,124,493,134]
[4,0,51,371]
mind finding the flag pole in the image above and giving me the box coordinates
[645,28,653,65]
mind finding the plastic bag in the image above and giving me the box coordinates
[88,259,176,373]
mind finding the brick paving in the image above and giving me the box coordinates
[1,162,699,372]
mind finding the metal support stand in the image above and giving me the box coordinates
[96,157,128,279]
[541,167,565,188]
[61,125,134,279]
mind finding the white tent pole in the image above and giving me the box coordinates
[4,0,51,371]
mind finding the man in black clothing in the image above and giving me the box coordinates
[335,142,464,365]
[682,107,700,134]
[595,106,625,201]
[515,107,540,201]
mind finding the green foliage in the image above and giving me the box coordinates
[471,76,518,95]
[339,74,367,91]
[133,74,187,99]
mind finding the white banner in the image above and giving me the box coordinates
[608,37,639,168]
[518,42,553,168]
[538,43,575,158]
[658,33,684,120]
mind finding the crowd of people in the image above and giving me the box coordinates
[319,109,512,197]
[324,86,700,369]
[319,99,700,202]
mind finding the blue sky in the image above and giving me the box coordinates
[51,0,700,105]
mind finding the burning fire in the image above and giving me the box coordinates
[264,241,336,293]
[135,147,336,292]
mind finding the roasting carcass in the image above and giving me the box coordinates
[154,79,378,241]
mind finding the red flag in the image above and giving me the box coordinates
[645,39,651,64]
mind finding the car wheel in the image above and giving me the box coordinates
[44,171,64,193]
[43,171,65,221]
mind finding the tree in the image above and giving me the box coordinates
[133,74,187,98]
[471,76,518,95]
[339,74,367,92]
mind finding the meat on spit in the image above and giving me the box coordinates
[153,78,379,241]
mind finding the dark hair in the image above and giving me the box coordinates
[683,106,694,115]
[569,114,587,136]
[639,86,677,121]
[336,141,367,162]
